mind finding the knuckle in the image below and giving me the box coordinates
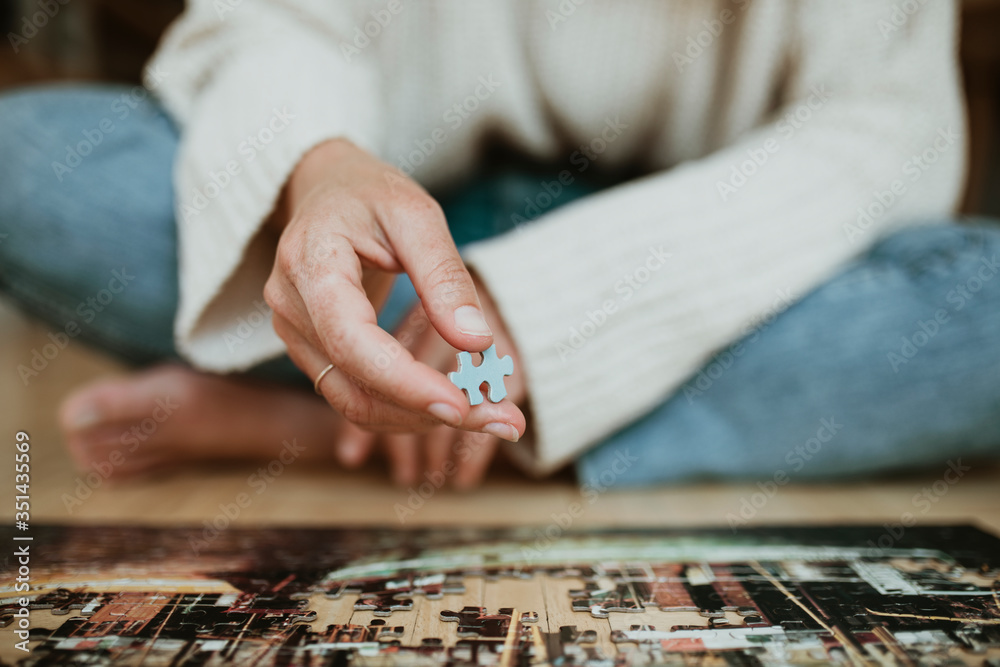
[425,255,469,289]
[350,374,390,403]
[390,189,445,225]
[340,392,373,426]
[279,223,352,285]
[423,255,471,312]
[319,327,352,365]
[275,238,306,285]
[262,277,284,314]
[412,195,446,225]
[303,236,359,291]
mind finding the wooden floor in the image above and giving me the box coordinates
[1,298,998,534]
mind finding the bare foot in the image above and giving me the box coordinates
[58,365,341,478]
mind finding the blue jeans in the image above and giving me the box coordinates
[2,85,999,486]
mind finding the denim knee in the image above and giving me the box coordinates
[867,220,1000,285]
[0,85,181,363]
[0,88,60,241]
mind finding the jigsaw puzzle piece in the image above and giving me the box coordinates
[569,583,643,618]
[542,625,608,666]
[440,606,538,639]
[441,606,508,637]
[355,593,413,616]
[30,589,100,616]
[448,344,514,405]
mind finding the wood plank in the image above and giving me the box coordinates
[404,592,461,647]
[483,577,548,629]
[541,575,615,660]
[305,593,354,629]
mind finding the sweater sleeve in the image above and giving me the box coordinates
[147,1,383,371]
[464,0,966,474]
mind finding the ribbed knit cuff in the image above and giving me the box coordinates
[151,39,383,371]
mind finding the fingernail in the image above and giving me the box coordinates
[69,406,101,431]
[483,422,519,443]
[454,306,492,337]
[428,402,462,426]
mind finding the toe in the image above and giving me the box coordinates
[59,364,190,435]
[58,387,107,435]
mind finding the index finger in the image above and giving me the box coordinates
[301,249,471,428]
[381,197,495,353]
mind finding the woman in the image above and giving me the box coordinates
[2,0,998,489]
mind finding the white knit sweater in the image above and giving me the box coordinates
[148,0,965,474]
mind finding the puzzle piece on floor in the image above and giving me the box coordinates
[611,624,663,646]
[339,572,464,616]
[542,626,605,666]
[570,583,643,617]
[355,593,414,616]
[440,606,537,638]
[334,573,466,598]
[448,344,513,405]
[30,589,100,616]
[558,625,598,647]
[322,620,405,643]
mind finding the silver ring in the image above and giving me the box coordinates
[313,363,336,395]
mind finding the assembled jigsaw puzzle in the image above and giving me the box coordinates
[2,525,999,665]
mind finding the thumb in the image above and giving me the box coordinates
[392,208,494,352]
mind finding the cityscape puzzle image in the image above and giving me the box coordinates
[1,525,999,665]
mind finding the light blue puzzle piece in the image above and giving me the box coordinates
[448,344,514,406]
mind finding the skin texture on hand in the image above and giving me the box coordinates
[264,138,526,479]
[338,275,527,489]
